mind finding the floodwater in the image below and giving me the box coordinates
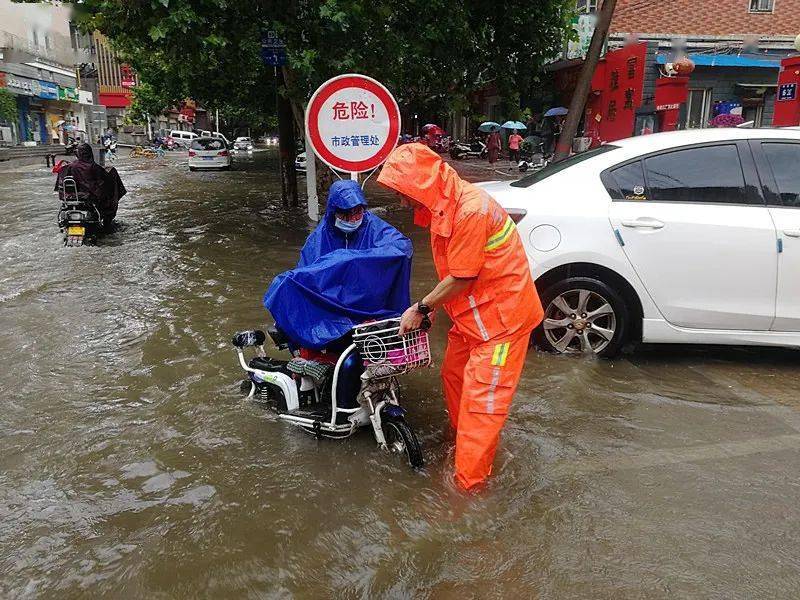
[1,150,800,598]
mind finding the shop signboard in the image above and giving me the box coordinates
[78,90,94,105]
[305,74,401,174]
[58,86,79,102]
[5,74,35,96]
[121,64,136,88]
[37,81,59,100]
[778,83,797,102]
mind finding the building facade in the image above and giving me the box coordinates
[609,0,799,129]
[0,0,106,145]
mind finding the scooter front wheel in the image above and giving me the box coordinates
[383,417,424,469]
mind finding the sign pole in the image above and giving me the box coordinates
[305,129,319,221]
[350,171,358,182]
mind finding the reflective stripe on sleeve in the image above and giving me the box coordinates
[485,216,515,251]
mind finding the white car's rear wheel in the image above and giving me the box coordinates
[535,277,629,358]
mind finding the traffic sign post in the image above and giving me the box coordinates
[305,74,401,184]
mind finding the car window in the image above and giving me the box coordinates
[762,143,800,208]
[644,144,749,204]
[511,145,619,188]
[191,138,224,150]
[608,161,648,201]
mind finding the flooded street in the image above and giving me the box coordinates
[2,150,800,598]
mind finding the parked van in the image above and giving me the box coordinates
[169,130,198,148]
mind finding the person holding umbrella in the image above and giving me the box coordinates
[486,128,501,164]
[501,121,527,164]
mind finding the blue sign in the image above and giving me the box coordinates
[261,31,287,66]
[778,83,797,102]
[37,80,59,100]
[261,48,287,67]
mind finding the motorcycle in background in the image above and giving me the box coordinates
[57,176,103,247]
[449,139,487,160]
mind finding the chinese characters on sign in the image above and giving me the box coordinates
[610,70,619,91]
[607,100,617,121]
[624,88,634,110]
[778,83,797,102]
[627,57,637,79]
[332,101,376,120]
[331,135,381,147]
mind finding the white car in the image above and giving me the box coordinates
[234,136,254,152]
[170,130,198,148]
[188,137,231,171]
[483,127,800,357]
[295,151,307,172]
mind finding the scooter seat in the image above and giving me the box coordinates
[249,356,284,371]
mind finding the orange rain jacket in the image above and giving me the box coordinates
[377,144,544,490]
[377,143,543,342]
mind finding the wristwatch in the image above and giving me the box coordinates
[416,301,431,315]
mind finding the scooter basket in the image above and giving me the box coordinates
[352,318,431,379]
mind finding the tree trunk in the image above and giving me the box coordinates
[553,0,617,162]
[276,68,297,208]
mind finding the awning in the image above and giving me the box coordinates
[735,82,778,88]
[656,54,782,68]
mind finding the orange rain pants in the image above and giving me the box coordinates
[377,143,544,491]
[443,329,531,490]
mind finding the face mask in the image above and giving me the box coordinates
[335,217,363,233]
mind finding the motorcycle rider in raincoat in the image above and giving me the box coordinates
[377,143,544,491]
[264,179,413,351]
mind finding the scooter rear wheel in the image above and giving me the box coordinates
[383,417,424,469]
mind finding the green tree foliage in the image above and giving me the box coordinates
[60,0,573,125]
[0,88,17,124]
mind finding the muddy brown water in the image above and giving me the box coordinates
[1,150,800,598]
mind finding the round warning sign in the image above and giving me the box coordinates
[306,74,401,173]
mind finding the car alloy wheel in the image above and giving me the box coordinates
[543,288,617,354]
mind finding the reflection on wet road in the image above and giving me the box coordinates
[1,151,799,598]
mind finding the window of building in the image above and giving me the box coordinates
[643,145,751,204]
[762,143,800,207]
[576,0,598,12]
[684,89,712,129]
[749,0,774,13]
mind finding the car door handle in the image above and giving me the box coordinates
[620,218,665,230]
[784,230,800,238]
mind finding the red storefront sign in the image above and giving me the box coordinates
[120,64,136,88]
[654,76,690,132]
[773,56,800,127]
[584,43,647,146]
[99,91,132,108]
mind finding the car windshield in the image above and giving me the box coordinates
[510,145,619,188]
[191,138,225,150]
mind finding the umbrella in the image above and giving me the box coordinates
[478,121,501,133]
[501,120,527,130]
[544,107,568,117]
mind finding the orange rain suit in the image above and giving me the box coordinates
[377,144,544,490]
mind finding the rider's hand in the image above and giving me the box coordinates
[399,304,424,335]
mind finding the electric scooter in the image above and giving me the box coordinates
[232,317,431,468]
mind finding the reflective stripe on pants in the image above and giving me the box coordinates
[441,328,531,490]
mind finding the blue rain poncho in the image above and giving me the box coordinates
[263,180,412,349]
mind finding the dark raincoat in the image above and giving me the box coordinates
[55,143,126,223]
[263,180,412,349]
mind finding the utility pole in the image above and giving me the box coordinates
[215,108,220,134]
[553,0,617,162]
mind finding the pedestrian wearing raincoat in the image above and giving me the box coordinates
[264,179,413,351]
[377,143,544,491]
